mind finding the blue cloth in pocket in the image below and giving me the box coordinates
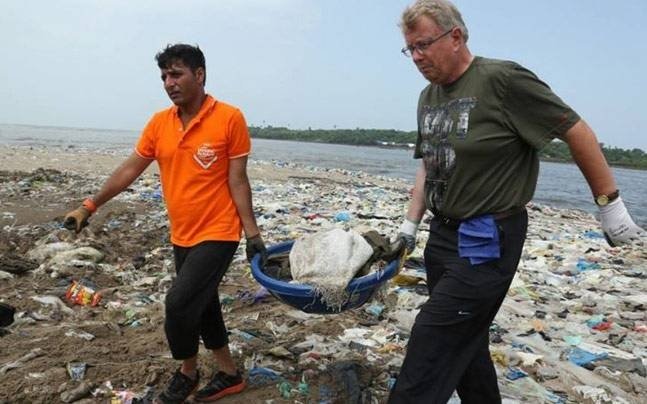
[458,215,500,265]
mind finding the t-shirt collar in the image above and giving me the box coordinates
[442,56,480,91]
[172,94,217,131]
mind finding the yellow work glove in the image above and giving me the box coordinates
[63,206,91,233]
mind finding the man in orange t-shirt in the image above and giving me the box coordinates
[64,44,266,403]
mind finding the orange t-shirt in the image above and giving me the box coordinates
[135,95,250,246]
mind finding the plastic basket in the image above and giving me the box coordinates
[251,241,400,314]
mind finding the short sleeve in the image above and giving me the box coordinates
[135,116,158,159]
[502,63,580,149]
[414,85,431,159]
[227,109,251,159]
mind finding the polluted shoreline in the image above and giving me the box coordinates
[0,145,645,403]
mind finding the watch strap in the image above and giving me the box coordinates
[595,189,619,206]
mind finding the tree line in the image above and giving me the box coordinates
[541,141,647,169]
[249,126,647,170]
[249,126,417,146]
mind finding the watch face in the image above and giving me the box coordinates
[597,195,609,206]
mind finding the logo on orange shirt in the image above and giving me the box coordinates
[193,143,218,169]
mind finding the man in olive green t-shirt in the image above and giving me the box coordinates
[389,1,644,403]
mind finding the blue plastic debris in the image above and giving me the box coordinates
[567,347,609,367]
[254,287,271,303]
[576,258,601,271]
[505,367,528,380]
[231,329,259,341]
[563,335,582,346]
[387,376,397,390]
[582,230,605,239]
[511,342,534,353]
[585,314,605,328]
[545,391,567,404]
[140,189,162,201]
[334,211,351,222]
[364,303,385,317]
[248,367,282,387]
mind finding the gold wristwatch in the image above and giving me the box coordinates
[594,189,619,206]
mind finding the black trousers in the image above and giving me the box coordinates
[389,210,528,404]
[165,240,238,359]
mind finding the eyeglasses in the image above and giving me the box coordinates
[401,28,454,57]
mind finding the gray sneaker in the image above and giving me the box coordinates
[154,368,199,404]
[194,370,246,402]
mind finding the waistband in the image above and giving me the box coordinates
[432,207,526,228]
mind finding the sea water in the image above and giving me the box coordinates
[1,123,645,226]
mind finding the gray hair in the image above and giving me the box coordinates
[400,0,469,42]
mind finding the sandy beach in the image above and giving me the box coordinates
[0,144,645,403]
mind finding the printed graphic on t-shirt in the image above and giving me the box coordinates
[193,143,218,169]
[420,97,477,211]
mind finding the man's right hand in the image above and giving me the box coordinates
[397,218,419,253]
[398,232,416,253]
[63,207,91,233]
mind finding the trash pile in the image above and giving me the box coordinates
[0,159,645,403]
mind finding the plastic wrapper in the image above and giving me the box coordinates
[65,280,102,306]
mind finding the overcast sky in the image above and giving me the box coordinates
[2,0,646,150]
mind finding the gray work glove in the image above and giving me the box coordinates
[246,234,268,266]
[397,218,419,253]
[63,207,91,233]
[599,197,644,246]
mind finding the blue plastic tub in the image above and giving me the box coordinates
[251,241,400,314]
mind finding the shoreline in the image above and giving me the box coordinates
[3,143,647,229]
[3,143,645,225]
[0,143,624,230]
[3,129,647,173]
[0,144,408,185]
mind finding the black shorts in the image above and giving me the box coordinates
[164,240,239,359]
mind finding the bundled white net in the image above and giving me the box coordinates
[289,228,374,310]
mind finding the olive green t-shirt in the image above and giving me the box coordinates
[414,56,580,219]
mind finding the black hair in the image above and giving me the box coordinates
[155,43,206,85]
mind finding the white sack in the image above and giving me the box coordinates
[289,228,373,309]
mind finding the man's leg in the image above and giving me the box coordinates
[388,211,527,404]
[455,212,528,402]
[164,241,238,360]
[180,356,198,379]
[199,283,239,376]
[210,346,237,375]
[156,241,238,403]
[188,242,247,402]
[389,275,511,403]
[455,319,501,403]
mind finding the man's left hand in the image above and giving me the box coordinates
[246,234,268,266]
[599,197,644,246]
